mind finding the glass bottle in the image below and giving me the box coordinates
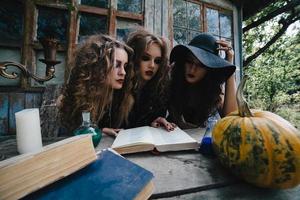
[199,117,218,156]
[73,112,102,147]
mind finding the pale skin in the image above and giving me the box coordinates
[172,39,237,127]
[216,40,238,116]
[102,48,129,137]
[56,48,128,108]
[184,40,237,117]
[58,48,129,137]
[138,42,176,131]
[139,43,161,83]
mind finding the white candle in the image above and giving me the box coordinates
[15,108,43,154]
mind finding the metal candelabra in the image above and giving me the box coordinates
[0,38,61,84]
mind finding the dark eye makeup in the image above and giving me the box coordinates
[141,54,162,65]
[141,55,150,61]
[115,61,121,68]
[154,58,162,64]
[115,60,127,69]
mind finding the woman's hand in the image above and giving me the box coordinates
[216,40,234,63]
[151,117,177,132]
[102,128,122,137]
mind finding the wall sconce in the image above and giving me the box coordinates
[0,38,61,84]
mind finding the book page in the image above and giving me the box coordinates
[111,126,154,148]
[149,127,198,152]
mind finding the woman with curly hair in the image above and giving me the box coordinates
[126,29,175,131]
[59,34,134,136]
[168,33,237,129]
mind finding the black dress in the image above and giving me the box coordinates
[127,83,169,128]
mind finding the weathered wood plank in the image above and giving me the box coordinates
[0,93,9,136]
[154,0,162,35]
[25,93,42,108]
[9,93,24,135]
[40,85,63,137]
[0,136,67,161]
[160,182,300,200]
[25,93,34,108]
[144,0,155,33]
[22,0,36,88]
[96,128,236,196]
[161,0,170,38]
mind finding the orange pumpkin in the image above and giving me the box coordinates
[212,76,300,189]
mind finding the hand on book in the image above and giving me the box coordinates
[151,117,177,132]
[102,128,122,137]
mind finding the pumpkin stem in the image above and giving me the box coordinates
[237,75,253,117]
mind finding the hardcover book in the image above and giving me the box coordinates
[0,135,96,200]
[25,149,154,200]
[112,126,199,154]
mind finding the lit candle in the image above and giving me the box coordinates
[15,108,43,154]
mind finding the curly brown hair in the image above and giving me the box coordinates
[60,34,134,133]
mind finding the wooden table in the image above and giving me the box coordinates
[1,129,300,199]
[94,128,300,199]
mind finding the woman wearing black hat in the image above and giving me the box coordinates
[168,33,237,129]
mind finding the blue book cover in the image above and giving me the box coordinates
[24,150,154,200]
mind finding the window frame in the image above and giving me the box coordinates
[0,0,145,90]
[171,0,234,46]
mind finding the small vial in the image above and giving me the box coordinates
[199,118,217,156]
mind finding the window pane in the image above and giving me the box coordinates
[0,0,23,44]
[188,30,201,42]
[78,13,107,42]
[173,0,186,28]
[220,13,232,38]
[80,0,108,8]
[117,0,143,14]
[187,2,200,31]
[37,7,69,43]
[116,19,140,41]
[206,8,219,36]
[173,28,188,45]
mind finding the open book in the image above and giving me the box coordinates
[112,126,199,154]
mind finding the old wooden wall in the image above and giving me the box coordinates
[144,0,170,38]
[0,92,42,135]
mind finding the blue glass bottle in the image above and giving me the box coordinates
[73,112,102,148]
[199,117,217,156]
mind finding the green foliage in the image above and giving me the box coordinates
[244,0,287,24]
[243,18,300,128]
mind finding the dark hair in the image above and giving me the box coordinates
[60,34,134,132]
[169,52,228,127]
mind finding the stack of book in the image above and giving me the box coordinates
[0,134,154,200]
